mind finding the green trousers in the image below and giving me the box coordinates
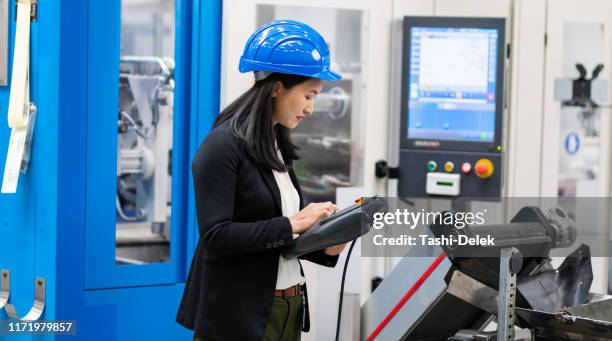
[193,294,303,341]
[261,295,303,341]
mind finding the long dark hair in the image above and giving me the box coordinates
[214,73,311,172]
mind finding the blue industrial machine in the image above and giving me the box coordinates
[397,16,506,199]
[0,0,222,339]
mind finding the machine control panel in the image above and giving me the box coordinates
[397,16,505,200]
[399,149,502,198]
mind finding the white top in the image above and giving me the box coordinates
[272,148,306,289]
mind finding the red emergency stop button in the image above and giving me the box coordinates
[474,159,494,179]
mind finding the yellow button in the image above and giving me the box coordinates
[474,159,494,179]
[444,161,454,173]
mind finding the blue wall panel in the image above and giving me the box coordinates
[0,0,38,327]
[185,0,222,267]
[55,0,88,333]
[82,284,190,341]
[0,0,62,336]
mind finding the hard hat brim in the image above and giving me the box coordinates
[239,58,342,81]
[315,70,342,81]
[239,59,343,82]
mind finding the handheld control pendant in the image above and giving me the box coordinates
[282,197,387,258]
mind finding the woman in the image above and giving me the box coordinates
[176,20,347,340]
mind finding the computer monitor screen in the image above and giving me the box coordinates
[401,17,505,152]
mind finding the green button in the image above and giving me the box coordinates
[427,161,437,171]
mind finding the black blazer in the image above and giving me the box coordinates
[176,120,339,340]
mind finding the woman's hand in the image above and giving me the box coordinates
[324,243,347,256]
[289,201,338,234]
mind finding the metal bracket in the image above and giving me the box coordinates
[5,277,45,321]
[375,160,400,179]
[14,0,37,22]
[498,247,522,341]
[447,270,498,315]
[0,270,9,309]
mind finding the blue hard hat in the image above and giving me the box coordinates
[239,20,342,81]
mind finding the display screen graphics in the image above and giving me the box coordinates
[407,26,499,143]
